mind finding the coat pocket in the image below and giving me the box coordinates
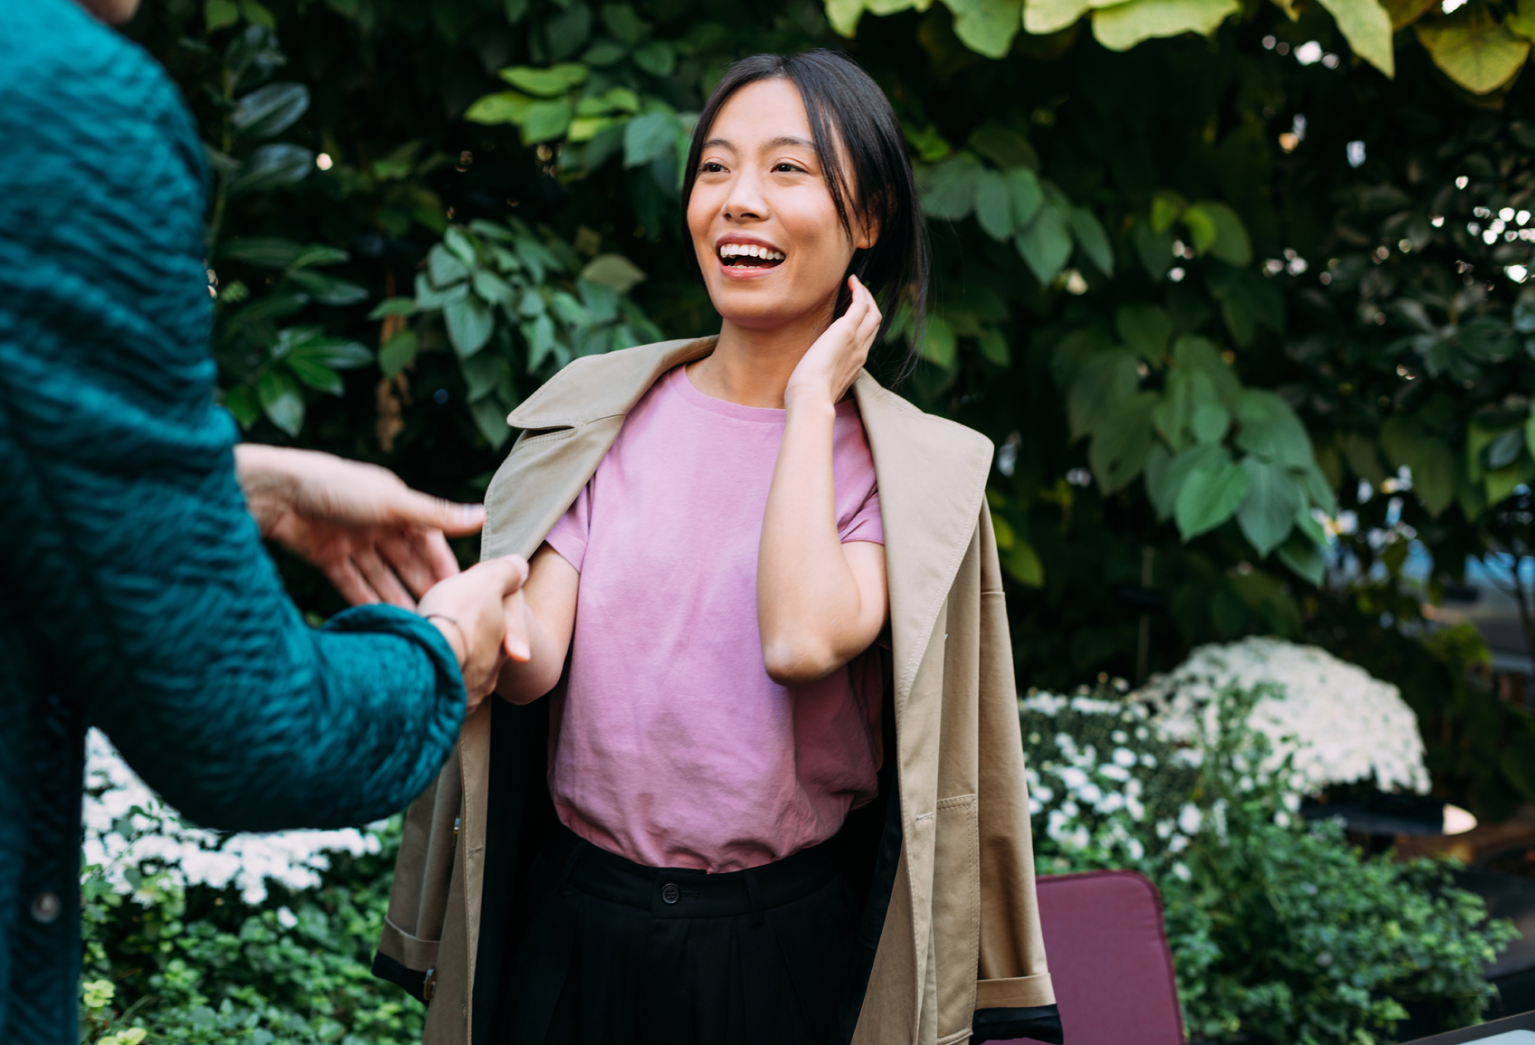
[932,793,980,1042]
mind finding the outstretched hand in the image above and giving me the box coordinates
[235,445,486,608]
[784,275,882,411]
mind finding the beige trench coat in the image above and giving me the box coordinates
[374,336,1056,1045]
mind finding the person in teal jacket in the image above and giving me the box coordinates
[0,0,532,1041]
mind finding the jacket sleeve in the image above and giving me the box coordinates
[972,510,1063,1044]
[0,15,463,832]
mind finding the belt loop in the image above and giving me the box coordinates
[745,869,764,927]
[558,837,586,896]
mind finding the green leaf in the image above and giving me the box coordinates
[1191,400,1231,444]
[1415,6,1530,94]
[632,40,676,75]
[1380,416,1456,515]
[1090,391,1158,492]
[1068,348,1140,439]
[1300,461,1339,516]
[1524,407,1535,463]
[240,0,275,28]
[974,169,1013,241]
[1002,538,1045,587]
[1025,0,1094,34]
[1117,305,1172,363]
[1006,168,1044,228]
[228,143,314,196]
[945,0,1025,57]
[444,226,478,267]
[968,124,1040,171]
[287,336,372,369]
[1237,457,1302,556]
[583,40,628,66]
[921,314,958,368]
[602,2,647,43]
[1068,207,1114,275]
[577,87,642,116]
[624,111,679,167]
[286,269,368,306]
[444,296,495,358]
[579,253,647,292]
[286,357,344,396]
[415,272,469,311]
[920,154,983,221]
[1314,0,1395,76]
[231,82,310,139]
[289,245,349,269]
[1133,222,1176,281]
[1234,389,1313,467]
[428,244,470,289]
[470,397,514,448]
[1175,459,1250,540]
[205,0,240,31]
[221,237,304,268]
[1153,443,1230,520]
[473,269,517,305]
[520,99,576,144]
[978,330,1010,366]
[222,384,260,428]
[1144,443,1173,517]
[465,91,536,126]
[1016,204,1074,285]
[257,368,304,437]
[1342,433,1388,486]
[1091,0,1241,50]
[1183,201,1251,266]
[498,63,589,97]
[1173,335,1241,402]
[1150,190,1187,233]
[462,351,511,402]
[379,330,418,377]
[1277,531,1327,585]
[368,298,418,320]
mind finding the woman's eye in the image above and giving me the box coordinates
[699,161,726,173]
[773,163,806,173]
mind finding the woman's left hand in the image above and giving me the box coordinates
[784,275,882,410]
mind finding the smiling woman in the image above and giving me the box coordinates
[375,48,1061,1045]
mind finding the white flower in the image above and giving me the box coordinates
[1172,862,1192,881]
[276,906,299,929]
[1099,764,1130,782]
[1112,747,1137,768]
[82,729,383,904]
[1178,803,1203,835]
[1139,637,1429,795]
[1059,767,1089,791]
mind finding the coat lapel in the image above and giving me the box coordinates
[850,373,995,715]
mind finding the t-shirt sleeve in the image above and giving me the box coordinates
[545,482,593,572]
[839,483,884,545]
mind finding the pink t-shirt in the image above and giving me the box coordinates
[543,365,884,873]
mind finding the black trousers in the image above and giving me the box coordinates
[496,825,859,1045]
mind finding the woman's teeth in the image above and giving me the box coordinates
[718,243,785,266]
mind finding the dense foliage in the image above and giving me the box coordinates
[1021,684,1518,1045]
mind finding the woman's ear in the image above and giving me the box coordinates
[854,211,880,251]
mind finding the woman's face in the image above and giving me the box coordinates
[686,78,872,335]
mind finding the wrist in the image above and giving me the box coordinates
[782,389,836,421]
[234,444,302,537]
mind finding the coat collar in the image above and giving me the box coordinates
[493,336,995,708]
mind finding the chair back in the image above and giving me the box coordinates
[1002,869,1185,1045]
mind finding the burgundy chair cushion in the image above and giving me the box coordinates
[1000,869,1185,1045]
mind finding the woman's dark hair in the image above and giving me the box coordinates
[681,49,929,375]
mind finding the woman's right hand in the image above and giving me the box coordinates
[417,556,532,712]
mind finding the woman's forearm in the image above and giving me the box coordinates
[757,398,878,685]
[496,544,579,704]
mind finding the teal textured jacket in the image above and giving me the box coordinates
[0,3,467,1041]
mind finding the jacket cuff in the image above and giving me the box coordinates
[377,914,441,972]
[972,1005,1063,1044]
[974,973,1055,1009]
[371,950,427,1005]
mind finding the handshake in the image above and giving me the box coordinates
[236,444,529,710]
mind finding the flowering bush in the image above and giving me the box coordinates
[1022,683,1516,1045]
[1138,636,1431,796]
[79,730,420,1045]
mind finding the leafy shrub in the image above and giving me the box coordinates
[80,817,418,1045]
[1022,683,1519,1045]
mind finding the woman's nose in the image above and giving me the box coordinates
[723,172,767,221]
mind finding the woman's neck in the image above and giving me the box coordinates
[688,307,835,409]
